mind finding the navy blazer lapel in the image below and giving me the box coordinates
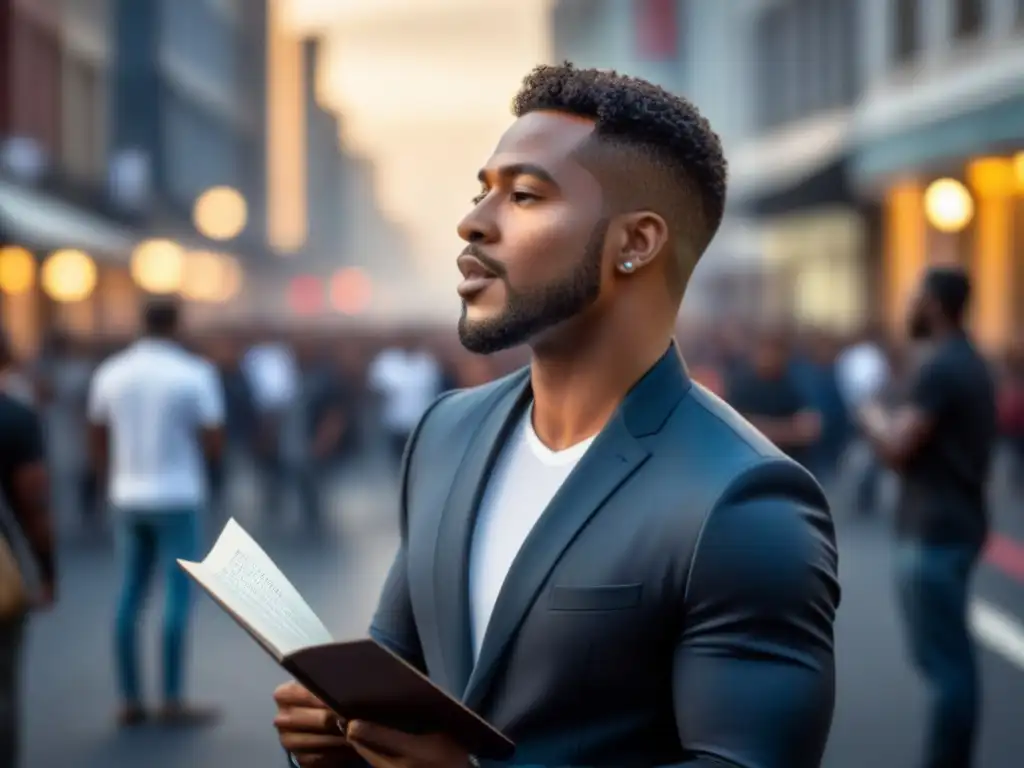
[432,371,531,697]
[462,344,691,711]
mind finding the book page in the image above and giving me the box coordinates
[180,518,333,657]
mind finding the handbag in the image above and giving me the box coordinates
[0,530,27,620]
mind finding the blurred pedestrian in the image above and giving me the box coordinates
[243,334,299,519]
[0,330,56,767]
[837,324,891,515]
[205,337,258,518]
[726,330,822,470]
[792,329,851,483]
[859,266,998,768]
[287,340,353,528]
[367,333,444,464]
[88,299,225,727]
[998,340,1024,492]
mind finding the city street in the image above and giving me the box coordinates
[23,463,1024,767]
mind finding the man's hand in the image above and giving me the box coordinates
[857,401,888,436]
[346,720,472,768]
[273,681,359,767]
[34,580,56,610]
[792,410,822,446]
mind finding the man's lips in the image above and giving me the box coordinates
[457,274,497,299]
[456,253,499,299]
[456,253,497,280]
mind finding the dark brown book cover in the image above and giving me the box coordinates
[178,555,514,761]
[283,640,515,760]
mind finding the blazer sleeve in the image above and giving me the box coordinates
[669,462,841,768]
[367,392,456,669]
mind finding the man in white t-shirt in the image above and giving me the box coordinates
[836,329,891,514]
[368,338,444,462]
[88,299,224,728]
[836,334,890,411]
[242,339,300,516]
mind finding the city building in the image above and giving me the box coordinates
[264,4,377,322]
[288,0,550,324]
[853,0,1024,349]
[0,0,137,354]
[685,0,867,332]
[110,0,269,325]
[550,0,1024,347]
[551,0,685,92]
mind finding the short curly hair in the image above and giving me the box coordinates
[513,62,727,257]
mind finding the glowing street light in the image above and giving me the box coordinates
[41,249,97,302]
[193,186,248,241]
[923,178,974,233]
[0,246,35,295]
[131,239,185,294]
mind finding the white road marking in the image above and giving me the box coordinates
[970,599,1024,670]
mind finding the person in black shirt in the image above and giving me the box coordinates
[726,330,821,469]
[295,354,352,529]
[860,265,997,768]
[0,332,56,766]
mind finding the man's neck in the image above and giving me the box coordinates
[931,322,963,343]
[528,321,673,451]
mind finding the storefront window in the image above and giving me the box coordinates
[892,0,920,65]
[9,12,61,156]
[761,209,867,333]
[754,6,789,129]
[952,0,984,40]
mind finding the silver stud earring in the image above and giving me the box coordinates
[620,261,635,273]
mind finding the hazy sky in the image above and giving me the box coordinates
[284,0,553,320]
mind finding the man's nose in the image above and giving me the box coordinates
[457,207,499,244]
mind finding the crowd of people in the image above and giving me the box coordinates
[23,313,1024,530]
[0,296,1019,763]
[2,61,1023,768]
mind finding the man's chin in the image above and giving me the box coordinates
[457,310,529,355]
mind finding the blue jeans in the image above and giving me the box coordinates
[896,541,981,768]
[114,508,199,705]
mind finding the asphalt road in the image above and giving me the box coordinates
[22,459,1024,767]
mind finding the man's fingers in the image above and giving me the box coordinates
[346,720,415,754]
[274,680,324,708]
[348,739,400,768]
[275,706,346,735]
[279,731,350,753]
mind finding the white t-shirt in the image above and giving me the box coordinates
[368,348,443,434]
[88,339,224,509]
[243,343,298,411]
[836,341,890,409]
[467,408,595,660]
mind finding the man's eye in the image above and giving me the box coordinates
[511,191,539,204]
[470,191,488,205]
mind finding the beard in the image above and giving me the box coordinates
[907,310,932,340]
[457,220,608,355]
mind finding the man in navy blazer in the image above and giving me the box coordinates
[275,63,840,768]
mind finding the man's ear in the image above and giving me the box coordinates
[612,211,669,275]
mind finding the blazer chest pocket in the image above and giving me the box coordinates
[549,583,642,611]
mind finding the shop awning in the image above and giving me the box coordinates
[746,156,853,216]
[728,109,855,217]
[0,179,135,258]
[851,94,1024,186]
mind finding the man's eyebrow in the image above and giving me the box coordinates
[476,163,559,187]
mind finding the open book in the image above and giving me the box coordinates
[179,519,515,761]
[178,518,333,659]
